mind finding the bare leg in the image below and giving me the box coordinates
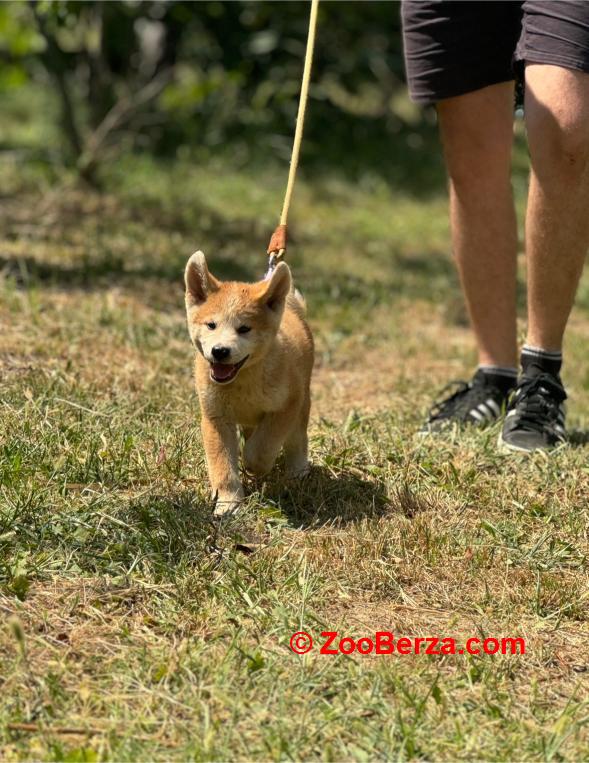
[524,65,589,352]
[437,82,519,367]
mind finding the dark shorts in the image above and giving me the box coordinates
[402,0,589,105]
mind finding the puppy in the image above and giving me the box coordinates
[184,251,314,515]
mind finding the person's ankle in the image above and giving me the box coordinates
[520,344,563,378]
[477,364,518,394]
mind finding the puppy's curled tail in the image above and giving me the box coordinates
[289,286,307,317]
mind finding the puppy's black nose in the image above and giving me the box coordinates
[212,345,230,361]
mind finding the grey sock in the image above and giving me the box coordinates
[521,345,562,377]
[478,365,518,378]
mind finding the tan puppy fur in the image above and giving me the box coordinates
[184,251,314,515]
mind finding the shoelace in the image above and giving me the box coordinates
[510,374,566,434]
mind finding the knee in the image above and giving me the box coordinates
[443,135,512,200]
[438,83,514,197]
[528,110,589,179]
[556,122,589,174]
[445,157,513,214]
[446,158,511,199]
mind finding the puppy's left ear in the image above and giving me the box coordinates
[257,262,292,311]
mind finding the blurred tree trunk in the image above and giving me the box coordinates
[29,0,83,162]
[87,3,115,131]
[28,1,177,187]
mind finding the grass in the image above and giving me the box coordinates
[1,99,589,761]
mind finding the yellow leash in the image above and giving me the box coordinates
[266,0,319,273]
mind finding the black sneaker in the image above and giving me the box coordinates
[421,369,514,433]
[499,372,567,452]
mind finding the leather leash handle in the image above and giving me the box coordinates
[267,224,287,258]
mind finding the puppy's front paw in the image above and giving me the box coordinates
[213,489,243,517]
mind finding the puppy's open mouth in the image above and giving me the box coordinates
[209,355,249,384]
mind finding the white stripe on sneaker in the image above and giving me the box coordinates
[476,403,493,420]
[486,398,501,417]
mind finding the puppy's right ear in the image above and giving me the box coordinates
[185,251,220,307]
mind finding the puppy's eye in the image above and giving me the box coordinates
[206,322,216,330]
[237,325,251,335]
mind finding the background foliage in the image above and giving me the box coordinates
[0,0,429,184]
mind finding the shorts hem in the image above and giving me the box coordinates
[517,52,589,75]
[409,74,515,107]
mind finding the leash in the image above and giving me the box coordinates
[265,0,319,278]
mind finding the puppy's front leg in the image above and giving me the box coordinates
[201,415,243,515]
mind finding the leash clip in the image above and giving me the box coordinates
[264,249,285,280]
[265,223,287,279]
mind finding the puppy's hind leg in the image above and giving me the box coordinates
[243,410,292,477]
[284,393,311,479]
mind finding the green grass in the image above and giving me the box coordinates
[1,114,589,761]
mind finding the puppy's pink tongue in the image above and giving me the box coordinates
[212,363,235,380]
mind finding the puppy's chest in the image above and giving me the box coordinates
[202,380,286,427]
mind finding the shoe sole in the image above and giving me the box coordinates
[497,431,567,454]
[418,418,499,437]
[497,432,535,454]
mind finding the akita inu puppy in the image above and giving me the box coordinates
[184,251,314,515]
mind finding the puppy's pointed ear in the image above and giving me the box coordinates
[256,262,292,311]
[185,251,220,307]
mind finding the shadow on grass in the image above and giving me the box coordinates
[304,250,458,306]
[122,489,216,571]
[0,243,460,308]
[265,465,391,528]
[114,472,430,567]
[568,429,589,447]
[0,251,254,292]
[0,183,271,290]
[0,241,463,318]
